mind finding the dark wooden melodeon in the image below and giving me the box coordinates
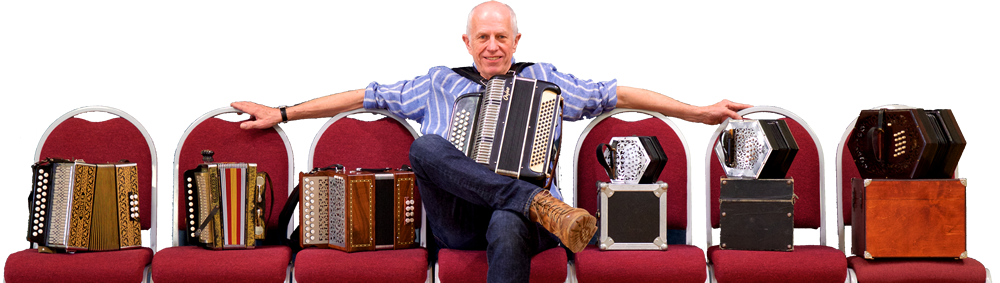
[447,75,562,187]
[848,108,966,179]
[183,151,268,250]
[299,166,419,252]
[27,159,142,252]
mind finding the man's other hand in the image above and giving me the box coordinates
[231,101,281,130]
[698,99,753,125]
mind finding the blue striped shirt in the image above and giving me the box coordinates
[363,62,618,200]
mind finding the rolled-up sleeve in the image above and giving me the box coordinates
[522,63,617,121]
[363,69,437,122]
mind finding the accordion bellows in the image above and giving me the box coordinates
[183,160,268,250]
[27,159,142,252]
[299,167,419,252]
[848,108,966,179]
[448,75,562,187]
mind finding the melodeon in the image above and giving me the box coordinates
[298,166,419,252]
[27,159,142,252]
[448,75,562,187]
[183,151,269,250]
[848,108,966,179]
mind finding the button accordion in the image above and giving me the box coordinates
[448,75,562,187]
[298,166,419,252]
[848,108,966,179]
[715,119,799,179]
[183,150,269,250]
[27,159,142,252]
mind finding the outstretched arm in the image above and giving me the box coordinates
[231,89,365,130]
[615,86,751,125]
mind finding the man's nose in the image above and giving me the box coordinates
[486,37,499,51]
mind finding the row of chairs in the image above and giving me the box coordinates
[4,105,991,283]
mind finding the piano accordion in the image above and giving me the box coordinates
[27,159,142,252]
[183,151,269,250]
[298,166,419,252]
[448,75,562,187]
[848,108,966,179]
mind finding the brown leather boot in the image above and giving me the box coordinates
[529,190,597,253]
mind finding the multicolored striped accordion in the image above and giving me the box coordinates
[183,151,269,250]
[447,75,562,187]
[299,166,419,252]
[27,159,142,252]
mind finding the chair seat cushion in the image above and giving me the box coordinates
[437,247,567,283]
[848,256,986,283]
[151,245,290,283]
[4,247,152,283]
[574,244,706,283]
[708,245,846,283]
[294,248,428,283]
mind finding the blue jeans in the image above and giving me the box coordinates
[409,135,561,283]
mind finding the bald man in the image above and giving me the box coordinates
[233,1,749,282]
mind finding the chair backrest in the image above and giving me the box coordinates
[307,108,423,246]
[573,108,693,244]
[34,105,158,250]
[704,106,826,247]
[172,107,294,246]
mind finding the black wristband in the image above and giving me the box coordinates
[279,106,288,124]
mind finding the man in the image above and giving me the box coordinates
[233,1,750,282]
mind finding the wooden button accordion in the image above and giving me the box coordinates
[298,166,419,252]
[27,158,142,252]
[183,150,269,250]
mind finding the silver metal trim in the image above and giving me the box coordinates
[597,182,668,251]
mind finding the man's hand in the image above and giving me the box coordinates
[231,101,281,130]
[696,99,753,125]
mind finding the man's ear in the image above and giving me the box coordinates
[462,34,473,54]
[511,33,521,53]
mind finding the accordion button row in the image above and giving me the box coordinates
[30,168,49,237]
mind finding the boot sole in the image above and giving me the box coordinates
[562,214,597,253]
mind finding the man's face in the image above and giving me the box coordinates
[463,9,520,79]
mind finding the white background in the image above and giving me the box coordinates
[2,0,997,278]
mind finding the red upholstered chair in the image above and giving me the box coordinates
[151,107,294,283]
[5,106,158,283]
[572,109,708,283]
[836,104,992,283]
[292,109,430,283]
[434,116,571,283]
[705,106,847,283]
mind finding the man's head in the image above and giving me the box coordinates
[463,1,520,79]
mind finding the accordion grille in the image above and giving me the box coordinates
[734,127,765,170]
[329,176,346,248]
[473,79,506,164]
[302,177,330,245]
[48,163,73,246]
[529,91,558,172]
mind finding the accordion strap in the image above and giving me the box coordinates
[596,143,617,180]
[451,62,535,86]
